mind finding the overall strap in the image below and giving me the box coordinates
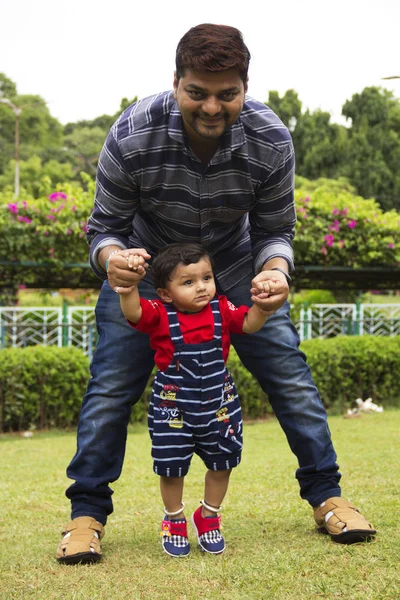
[210,297,222,344]
[164,303,184,345]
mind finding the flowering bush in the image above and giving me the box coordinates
[294,179,400,267]
[0,176,399,292]
[0,176,94,266]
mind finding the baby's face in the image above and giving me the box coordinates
[159,258,216,313]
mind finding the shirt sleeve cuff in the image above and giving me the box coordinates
[89,234,129,279]
[255,245,294,274]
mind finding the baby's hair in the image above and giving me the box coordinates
[151,243,212,289]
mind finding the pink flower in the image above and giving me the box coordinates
[388,243,395,249]
[48,191,67,202]
[18,284,27,290]
[18,216,32,223]
[43,231,49,236]
[337,240,345,249]
[329,220,340,232]
[67,228,72,235]
[321,246,327,255]
[71,205,77,212]
[342,208,348,215]
[324,234,335,247]
[304,196,310,203]
[332,208,340,216]
[7,203,18,214]
[46,214,56,220]
[347,220,357,229]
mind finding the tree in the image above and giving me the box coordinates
[293,110,348,180]
[341,87,400,211]
[0,73,17,98]
[0,88,63,176]
[63,126,106,176]
[266,89,302,131]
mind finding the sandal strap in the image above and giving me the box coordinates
[314,497,374,533]
[57,516,104,561]
[62,516,104,539]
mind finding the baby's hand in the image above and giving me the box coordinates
[250,278,277,298]
[115,250,147,276]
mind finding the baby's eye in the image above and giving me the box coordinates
[184,279,192,286]
[204,275,212,281]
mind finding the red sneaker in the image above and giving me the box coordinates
[161,518,190,557]
[191,506,225,554]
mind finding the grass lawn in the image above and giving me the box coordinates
[1,410,399,600]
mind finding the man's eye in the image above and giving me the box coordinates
[188,91,205,100]
[220,92,236,101]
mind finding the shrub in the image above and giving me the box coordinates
[1,336,399,432]
[0,346,90,431]
[301,335,400,414]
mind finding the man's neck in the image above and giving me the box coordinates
[189,139,219,164]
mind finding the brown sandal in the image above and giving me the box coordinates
[313,497,376,544]
[56,516,105,564]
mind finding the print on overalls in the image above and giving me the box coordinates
[223,374,235,403]
[159,385,183,429]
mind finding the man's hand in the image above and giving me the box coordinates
[103,248,151,294]
[250,270,289,314]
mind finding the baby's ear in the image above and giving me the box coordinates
[157,288,173,303]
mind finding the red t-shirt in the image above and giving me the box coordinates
[130,295,249,371]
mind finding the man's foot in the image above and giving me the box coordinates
[161,518,190,557]
[313,497,376,544]
[56,516,105,564]
[191,505,225,554]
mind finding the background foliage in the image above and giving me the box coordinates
[1,336,399,432]
[1,177,398,282]
[1,72,400,211]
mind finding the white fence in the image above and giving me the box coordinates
[0,306,97,357]
[0,304,399,358]
[297,303,400,341]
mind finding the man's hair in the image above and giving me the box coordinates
[151,243,212,289]
[175,23,251,83]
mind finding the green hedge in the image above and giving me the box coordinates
[301,335,400,414]
[0,346,90,432]
[1,336,399,431]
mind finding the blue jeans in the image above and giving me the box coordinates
[66,276,341,524]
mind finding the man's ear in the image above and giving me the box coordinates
[158,288,173,303]
[173,72,179,99]
[244,77,249,95]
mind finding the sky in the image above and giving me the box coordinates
[1,0,400,126]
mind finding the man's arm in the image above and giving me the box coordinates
[250,137,296,276]
[248,136,296,313]
[87,130,141,278]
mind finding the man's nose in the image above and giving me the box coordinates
[201,96,221,116]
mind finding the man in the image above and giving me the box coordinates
[57,23,375,564]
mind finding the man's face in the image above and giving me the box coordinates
[173,69,247,144]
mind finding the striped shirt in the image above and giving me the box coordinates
[87,91,296,291]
